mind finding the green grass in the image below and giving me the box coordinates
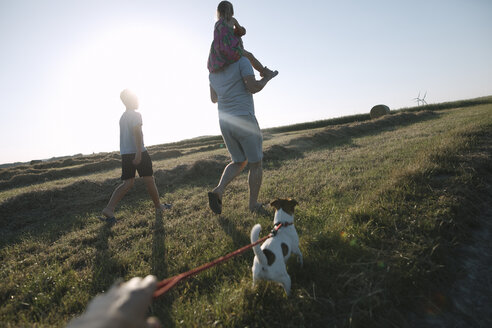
[1,98,491,327]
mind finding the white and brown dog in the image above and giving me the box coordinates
[250,198,302,295]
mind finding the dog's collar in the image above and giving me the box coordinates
[270,222,293,236]
[274,222,293,228]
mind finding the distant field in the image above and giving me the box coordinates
[1,97,491,327]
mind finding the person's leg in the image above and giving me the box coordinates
[104,153,137,217]
[247,161,263,211]
[233,115,263,211]
[242,50,264,74]
[143,176,171,210]
[143,176,161,208]
[211,160,248,199]
[137,152,170,211]
[242,49,278,80]
[102,178,135,217]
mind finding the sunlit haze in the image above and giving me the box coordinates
[1,0,491,164]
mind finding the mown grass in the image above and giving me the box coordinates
[0,99,491,327]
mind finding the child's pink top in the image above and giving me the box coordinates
[207,18,243,73]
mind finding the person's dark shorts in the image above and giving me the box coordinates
[121,151,153,180]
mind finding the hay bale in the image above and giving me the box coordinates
[370,104,390,119]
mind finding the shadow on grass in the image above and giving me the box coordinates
[90,222,122,294]
[213,213,394,326]
[151,210,175,327]
[0,179,112,250]
[151,210,168,281]
[217,216,251,250]
[0,159,225,249]
[238,231,402,327]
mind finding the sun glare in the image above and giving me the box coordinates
[52,21,214,156]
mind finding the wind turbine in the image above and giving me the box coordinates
[421,91,427,105]
[414,91,427,106]
[414,92,422,106]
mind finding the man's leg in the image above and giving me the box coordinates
[102,178,135,217]
[211,160,248,199]
[143,176,161,208]
[143,176,172,211]
[248,161,263,211]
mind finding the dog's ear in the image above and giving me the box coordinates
[283,199,298,215]
[288,198,298,207]
[270,199,281,209]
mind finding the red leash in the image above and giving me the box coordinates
[153,223,286,298]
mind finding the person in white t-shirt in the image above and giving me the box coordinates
[101,89,171,222]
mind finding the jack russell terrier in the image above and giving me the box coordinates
[250,198,302,295]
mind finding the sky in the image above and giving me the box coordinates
[1,0,491,164]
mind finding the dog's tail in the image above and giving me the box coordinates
[251,224,268,266]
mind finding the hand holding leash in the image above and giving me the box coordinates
[67,275,160,328]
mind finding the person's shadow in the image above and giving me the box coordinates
[151,210,175,327]
[91,221,120,294]
[218,216,250,250]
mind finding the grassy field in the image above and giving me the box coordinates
[1,97,491,327]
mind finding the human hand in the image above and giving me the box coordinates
[234,25,246,37]
[232,18,246,37]
[132,154,142,166]
[67,275,160,328]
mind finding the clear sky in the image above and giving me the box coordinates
[1,0,491,164]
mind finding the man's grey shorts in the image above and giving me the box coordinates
[219,114,263,163]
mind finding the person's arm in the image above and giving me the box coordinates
[231,17,246,36]
[133,124,143,165]
[210,84,218,103]
[243,75,268,94]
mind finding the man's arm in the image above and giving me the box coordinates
[243,75,268,94]
[210,84,218,103]
[132,124,143,165]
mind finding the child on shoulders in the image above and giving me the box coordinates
[207,1,278,80]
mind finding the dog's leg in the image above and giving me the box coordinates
[279,274,291,296]
[252,261,263,288]
[292,244,303,267]
[252,265,257,287]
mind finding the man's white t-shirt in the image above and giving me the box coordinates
[119,110,146,155]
